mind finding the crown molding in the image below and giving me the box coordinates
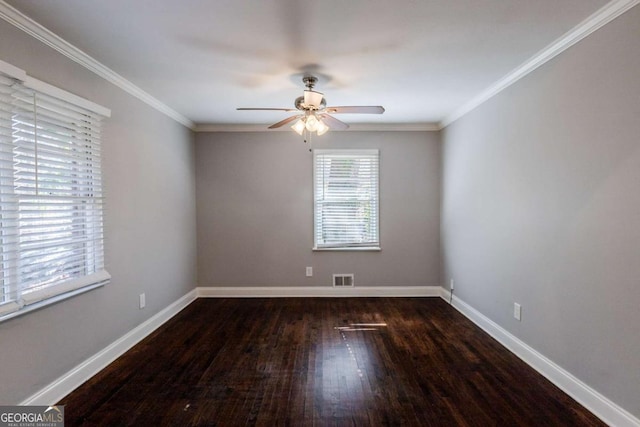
[0,0,195,130]
[440,0,640,128]
[4,0,634,133]
[195,122,441,133]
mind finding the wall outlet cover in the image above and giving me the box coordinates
[514,303,521,321]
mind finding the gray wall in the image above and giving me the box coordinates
[441,7,640,417]
[0,22,197,403]
[196,131,440,288]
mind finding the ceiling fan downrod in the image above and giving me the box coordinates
[302,75,318,91]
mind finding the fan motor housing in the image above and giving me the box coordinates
[295,95,326,111]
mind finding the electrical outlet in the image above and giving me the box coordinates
[306,266,313,277]
[450,279,455,290]
[139,293,146,309]
[513,303,521,321]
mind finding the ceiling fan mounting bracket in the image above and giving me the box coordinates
[302,75,318,90]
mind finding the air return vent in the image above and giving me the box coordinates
[333,274,354,287]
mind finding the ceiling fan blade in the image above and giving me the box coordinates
[268,115,301,129]
[320,114,349,130]
[237,107,297,111]
[325,106,385,114]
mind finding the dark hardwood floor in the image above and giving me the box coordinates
[60,298,605,426]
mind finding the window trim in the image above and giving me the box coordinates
[312,148,380,251]
[0,280,106,323]
[0,60,110,117]
[0,59,110,323]
[312,246,381,252]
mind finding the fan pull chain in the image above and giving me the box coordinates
[304,128,313,152]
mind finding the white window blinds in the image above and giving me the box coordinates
[313,149,379,249]
[0,70,110,320]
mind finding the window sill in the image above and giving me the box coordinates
[0,272,110,323]
[313,247,381,252]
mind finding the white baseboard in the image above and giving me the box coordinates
[440,291,640,427]
[20,289,198,406]
[197,285,441,298]
[20,285,639,427]
[19,286,432,405]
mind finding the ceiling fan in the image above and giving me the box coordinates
[237,75,385,137]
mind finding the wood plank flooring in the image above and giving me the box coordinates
[60,298,605,426]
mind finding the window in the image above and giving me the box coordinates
[313,149,379,250]
[0,62,110,321]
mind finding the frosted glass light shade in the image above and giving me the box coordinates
[305,114,319,131]
[316,120,329,135]
[291,119,306,135]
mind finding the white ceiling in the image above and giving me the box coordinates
[5,0,609,127]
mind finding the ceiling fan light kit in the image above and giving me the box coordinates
[237,75,385,141]
[290,111,329,137]
[291,118,306,135]
[316,120,329,136]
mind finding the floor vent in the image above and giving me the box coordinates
[333,274,354,287]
